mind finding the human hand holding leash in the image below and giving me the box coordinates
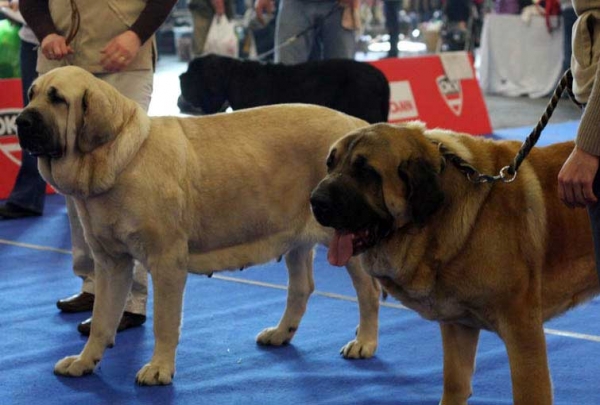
[100,30,141,72]
[558,145,599,208]
[41,34,74,60]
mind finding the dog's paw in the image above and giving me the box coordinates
[136,362,175,385]
[54,355,97,377]
[340,339,377,359]
[256,326,296,346]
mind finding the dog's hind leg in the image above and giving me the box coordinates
[136,244,189,386]
[54,254,134,377]
[256,245,315,346]
[439,323,480,405]
[340,258,380,359]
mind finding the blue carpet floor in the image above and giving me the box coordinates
[492,120,579,147]
[3,120,600,405]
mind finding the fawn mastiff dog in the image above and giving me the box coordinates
[310,122,599,405]
[16,66,381,385]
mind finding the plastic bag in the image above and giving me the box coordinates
[204,15,239,57]
[0,19,21,79]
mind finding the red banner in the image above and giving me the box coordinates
[369,52,492,135]
[0,78,54,199]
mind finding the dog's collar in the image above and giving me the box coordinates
[430,140,517,184]
[431,140,484,182]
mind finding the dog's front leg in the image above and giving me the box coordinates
[136,248,188,386]
[499,300,552,405]
[339,258,379,359]
[439,323,480,405]
[54,254,134,377]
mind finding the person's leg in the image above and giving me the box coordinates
[0,40,47,219]
[445,0,471,24]
[319,2,356,60]
[178,7,214,114]
[308,31,323,61]
[275,0,316,64]
[55,196,96,313]
[190,6,215,58]
[588,170,600,282]
[383,0,401,58]
[65,196,95,298]
[100,70,154,112]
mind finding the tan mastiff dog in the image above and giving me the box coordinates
[310,122,599,405]
[15,66,381,385]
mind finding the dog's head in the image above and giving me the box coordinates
[179,54,234,114]
[17,66,140,158]
[310,122,445,266]
[16,66,148,196]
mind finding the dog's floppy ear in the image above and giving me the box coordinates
[78,87,118,153]
[398,158,444,225]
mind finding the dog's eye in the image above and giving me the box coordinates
[48,87,66,104]
[27,86,35,102]
[326,150,336,169]
[353,155,379,180]
[354,155,374,173]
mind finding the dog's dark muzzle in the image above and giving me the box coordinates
[310,188,336,228]
[310,176,378,232]
[311,176,395,255]
[178,73,200,108]
[16,109,62,158]
[179,72,228,115]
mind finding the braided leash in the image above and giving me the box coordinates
[439,69,584,184]
[66,0,80,46]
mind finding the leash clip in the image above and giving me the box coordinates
[466,172,489,183]
[499,166,517,183]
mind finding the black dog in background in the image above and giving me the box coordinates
[179,54,390,124]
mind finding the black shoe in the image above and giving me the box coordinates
[0,203,41,219]
[77,311,147,336]
[56,292,95,313]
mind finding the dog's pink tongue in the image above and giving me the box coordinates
[328,231,354,267]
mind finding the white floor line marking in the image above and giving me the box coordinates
[4,238,600,342]
[543,328,600,342]
[212,274,408,309]
[0,238,72,254]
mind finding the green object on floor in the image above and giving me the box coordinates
[0,19,21,79]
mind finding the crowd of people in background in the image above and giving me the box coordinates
[1,1,574,75]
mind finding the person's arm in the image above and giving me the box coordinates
[19,0,55,42]
[558,62,600,208]
[101,0,177,72]
[129,0,178,45]
[20,0,73,60]
[576,64,600,155]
